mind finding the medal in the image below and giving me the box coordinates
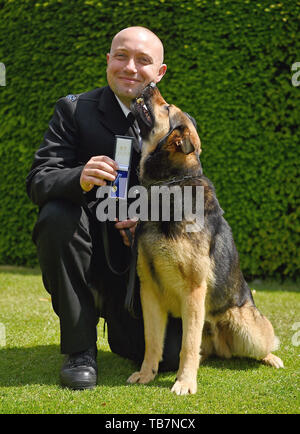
[109,135,134,200]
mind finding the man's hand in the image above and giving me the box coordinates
[80,156,119,192]
[115,218,138,247]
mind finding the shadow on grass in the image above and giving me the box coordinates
[0,344,263,391]
[201,356,262,371]
[0,345,146,388]
[0,345,62,387]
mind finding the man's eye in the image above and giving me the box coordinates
[139,57,151,64]
[116,53,126,59]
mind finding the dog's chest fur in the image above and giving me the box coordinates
[137,221,213,318]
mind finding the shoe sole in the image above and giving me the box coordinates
[60,380,97,390]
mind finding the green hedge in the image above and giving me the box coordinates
[0,0,299,278]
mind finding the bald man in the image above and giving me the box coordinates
[26,27,182,390]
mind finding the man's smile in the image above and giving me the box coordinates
[118,76,140,83]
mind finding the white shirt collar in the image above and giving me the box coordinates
[114,94,131,118]
[114,94,141,139]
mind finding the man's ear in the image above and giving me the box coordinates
[106,53,110,64]
[155,64,167,84]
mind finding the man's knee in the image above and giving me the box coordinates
[33,199,84,245]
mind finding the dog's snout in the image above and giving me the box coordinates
[141,82,156,99]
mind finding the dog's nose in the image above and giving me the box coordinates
[142,82,156,99]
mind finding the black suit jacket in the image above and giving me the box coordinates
[26,86,140,209]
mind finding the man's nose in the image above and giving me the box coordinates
[124,57,137,73]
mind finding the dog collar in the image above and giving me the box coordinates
[145,174,202,188]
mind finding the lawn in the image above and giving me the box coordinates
[0,265,299,414]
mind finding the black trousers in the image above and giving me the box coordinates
[33,199,182,371]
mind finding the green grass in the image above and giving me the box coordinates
[0,265,299,414]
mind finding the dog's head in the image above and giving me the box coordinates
[131,83,201,181]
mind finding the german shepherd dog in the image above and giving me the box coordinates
[127,83,283,395]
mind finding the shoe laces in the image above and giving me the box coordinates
[67,347,97,369]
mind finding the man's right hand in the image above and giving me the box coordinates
[80,156,119,192]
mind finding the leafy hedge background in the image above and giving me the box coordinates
[0,0,299,279]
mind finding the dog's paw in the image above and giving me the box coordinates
[262,353,284,369]
[127,370,156,385]
[171,379,197,395]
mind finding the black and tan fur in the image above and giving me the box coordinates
[127,84,283,395]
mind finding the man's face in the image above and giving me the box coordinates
[106,28,167,107]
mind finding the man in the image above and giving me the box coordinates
[26,26,182,390]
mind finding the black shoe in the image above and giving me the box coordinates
[60,346,98,390]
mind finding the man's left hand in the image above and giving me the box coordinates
[114,218,138,247]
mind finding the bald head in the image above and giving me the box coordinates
[106,26,167,107]
[110,26,164,64]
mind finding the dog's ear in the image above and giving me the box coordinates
[180,133,195,155]
[184,112,197,129]
[181,113,199,154]
[169,127,199,155]
[168,111,201,155]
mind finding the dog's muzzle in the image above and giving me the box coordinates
[132,82,156,130]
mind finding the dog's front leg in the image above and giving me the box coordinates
[127,285,167,385]
[171,282,207,395]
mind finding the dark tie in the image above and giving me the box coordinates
[127,112,136,126]
[127,112,142,151]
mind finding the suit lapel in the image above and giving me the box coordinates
[97,86,130,135]
[97,86,140,152]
